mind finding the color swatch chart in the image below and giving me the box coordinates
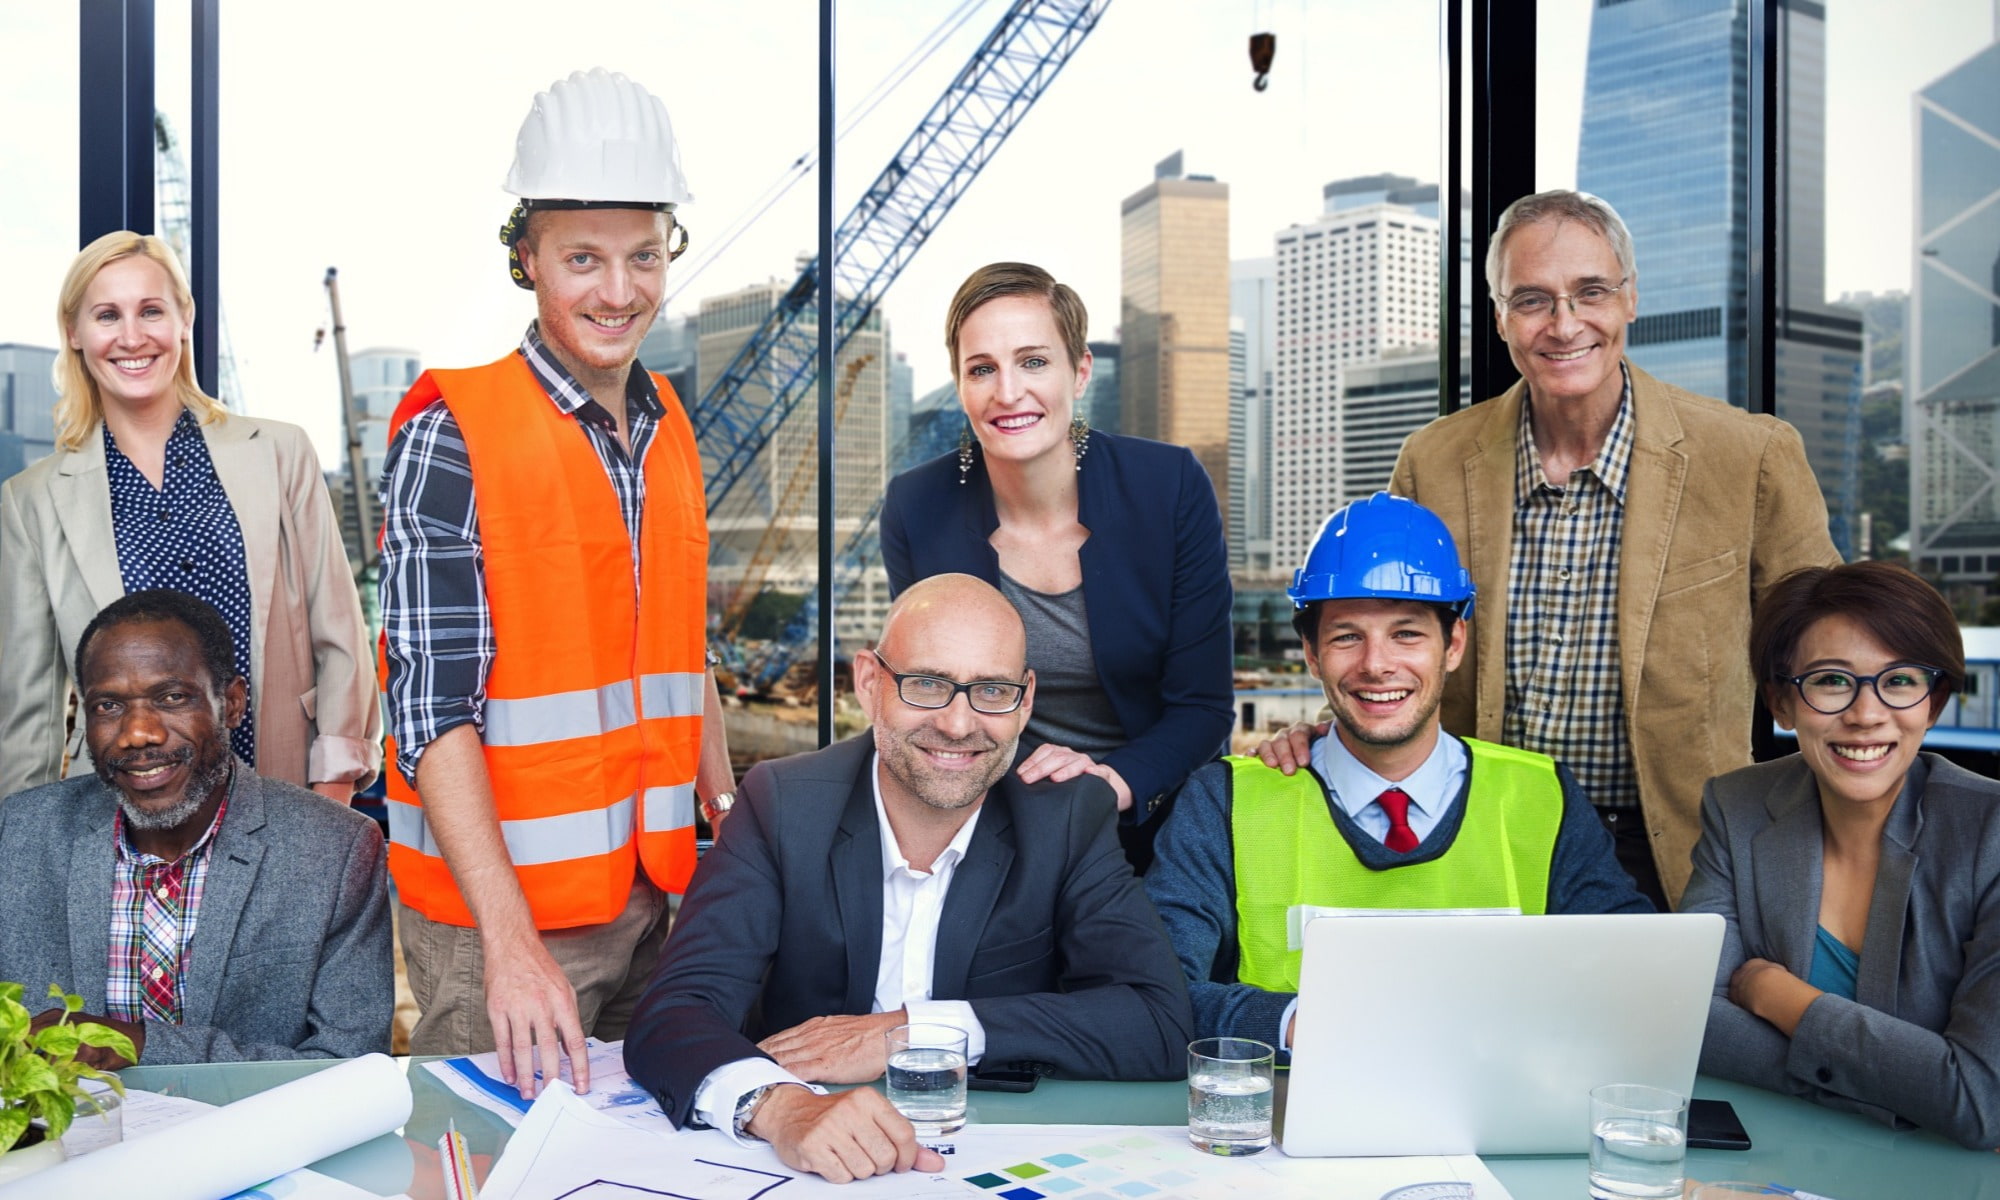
[961,1133,1201,1200]
[943,1127,1508,1200]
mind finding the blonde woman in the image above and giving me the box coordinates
[0,232,378,800]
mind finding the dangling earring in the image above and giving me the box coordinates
[1069,416,1091,472]
[958,423,975,485]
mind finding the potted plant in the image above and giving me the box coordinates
[0,983,133,1182]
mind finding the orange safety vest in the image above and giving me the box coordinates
[378,352,706,929]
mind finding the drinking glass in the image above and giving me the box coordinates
[885,1023,968,1137]
[1186,1037,1274,1155]
[1588,1083,1688,1199]
[59,1082,123,1157]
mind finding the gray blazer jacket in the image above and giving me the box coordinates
[0,767,393,1063]
[0,412,380,795]
[1681,753,2000,1149]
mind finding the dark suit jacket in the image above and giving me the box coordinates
[880,431,1234,815]
[0,767,393,1063]
[624,733,1195,1126]
[1680,753,2000,1149]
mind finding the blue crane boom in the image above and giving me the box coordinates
[690,0,1113,510]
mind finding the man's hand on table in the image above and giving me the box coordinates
[747,1086,947,1184]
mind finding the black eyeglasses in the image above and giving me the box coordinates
[1782,666,1944,715]
[869,651,1027,714]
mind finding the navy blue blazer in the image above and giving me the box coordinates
[880,431,1234,814]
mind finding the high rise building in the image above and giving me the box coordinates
[1084,339,1121,436]
[888,351,914,462]
[638,313,698,409]
[0,343,58,483]
[1121,151,1231,521]
[1910,34,2000,591]
[698,277,890,651]
[1270,179,1451,572]
[1230,258,1277,576]
[1578,0,1862,554]
[349,347,421,491]
[1341,346,1469,501]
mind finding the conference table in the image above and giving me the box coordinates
[119,1059,1991,1199]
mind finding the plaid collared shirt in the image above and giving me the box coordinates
[105,779,232,1023]
[379,323,666,784]
[1503,370,1639,810]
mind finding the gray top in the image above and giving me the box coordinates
[998,569,1127,757]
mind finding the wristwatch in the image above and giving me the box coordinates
[733,1083,779,1139]
[702,791,736,824]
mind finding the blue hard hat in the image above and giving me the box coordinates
[1288,492,1475,620]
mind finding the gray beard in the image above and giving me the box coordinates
[114,755,234,831]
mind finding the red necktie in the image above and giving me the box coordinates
[1377,787,1420,853]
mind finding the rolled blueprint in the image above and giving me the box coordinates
[1,1053,412,1198]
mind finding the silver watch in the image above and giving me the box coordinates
[733,1082,778,1138]
[702,791,737,823]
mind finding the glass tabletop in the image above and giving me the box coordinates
[117,1060,1994,1199]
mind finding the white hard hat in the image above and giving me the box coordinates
[503,68,693,207]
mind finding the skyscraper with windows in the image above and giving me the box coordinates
[1910,34,2000,591]
[1121,151,1231,522]
[1578,0,1862,554]
[0,343,57,483]
[1229,258,1276,575]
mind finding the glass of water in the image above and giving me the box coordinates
[1187,1037,1274,1156]
[1588,1083,1688,1199]
[59,1082,123,1157]
[885,1023,968,1137]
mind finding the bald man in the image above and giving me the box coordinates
[625,575,1192,1182]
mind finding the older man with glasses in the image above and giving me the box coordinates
[1264,190,1840,910]
[624,573,1192,1184]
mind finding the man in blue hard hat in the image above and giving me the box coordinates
[1145,493,1649,1053]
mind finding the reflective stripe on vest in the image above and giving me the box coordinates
[1229,740,1564,993]
[379,353,707,929]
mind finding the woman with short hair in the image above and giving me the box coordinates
[1682,560,2000,1149]
[879,263,1233,866]
[0,231,378,799]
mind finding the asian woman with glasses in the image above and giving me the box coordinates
[1680,560,2000,1150]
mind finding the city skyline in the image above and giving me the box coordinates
[3,0,1983,470]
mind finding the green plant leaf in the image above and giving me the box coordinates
[30,1023,79,1059]
[5,1055,59,1100]
[0,982,21,1006]
[0,1108,28,1154]
[76,1024,137,1063]
[0,999,26,1045]
[76,1066,126,1098]
[31,1090,74,1140]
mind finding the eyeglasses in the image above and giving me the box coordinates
[869,651,1027,714]
[1782,666,1944,715]
[1497,277,1629,321]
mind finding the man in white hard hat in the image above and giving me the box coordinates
[379,68,735,1095]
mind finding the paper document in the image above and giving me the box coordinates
[481,1085,1511,1200]
[0,1054,412,1200]
[1286,904,1519,951]
[423,1037,671,1131]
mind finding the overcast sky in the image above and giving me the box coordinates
[1,0,1990,462]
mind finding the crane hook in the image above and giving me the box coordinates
[1250,32,1276,92]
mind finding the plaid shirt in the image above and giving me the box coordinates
[1503,370,1638,810]
[105,778,232,1023]
[379,323,666,785]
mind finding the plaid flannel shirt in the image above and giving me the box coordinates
[1503,370,1639,810]
[105,783,231,1023]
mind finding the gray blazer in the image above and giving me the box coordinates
[0,412,380,795]
[0,767,393,1063]
[1681,753,2000,1149]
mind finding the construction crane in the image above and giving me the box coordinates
[693,0,1111,506]
[693,0,1112,683]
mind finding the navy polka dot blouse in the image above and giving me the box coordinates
[104,410,256,766]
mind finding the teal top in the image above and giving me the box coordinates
[1807,925,1860,1001]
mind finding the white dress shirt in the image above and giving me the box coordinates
[691,753,990,1142]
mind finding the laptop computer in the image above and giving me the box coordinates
[1280,912,1724,1157]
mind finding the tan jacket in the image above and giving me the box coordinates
[0,412,380,796]
[1389,362,1840,904]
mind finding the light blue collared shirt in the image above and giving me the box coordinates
[1310,726,1469,847]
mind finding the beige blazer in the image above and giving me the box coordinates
[0,411,380,795]
[1389,361,1840,904]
